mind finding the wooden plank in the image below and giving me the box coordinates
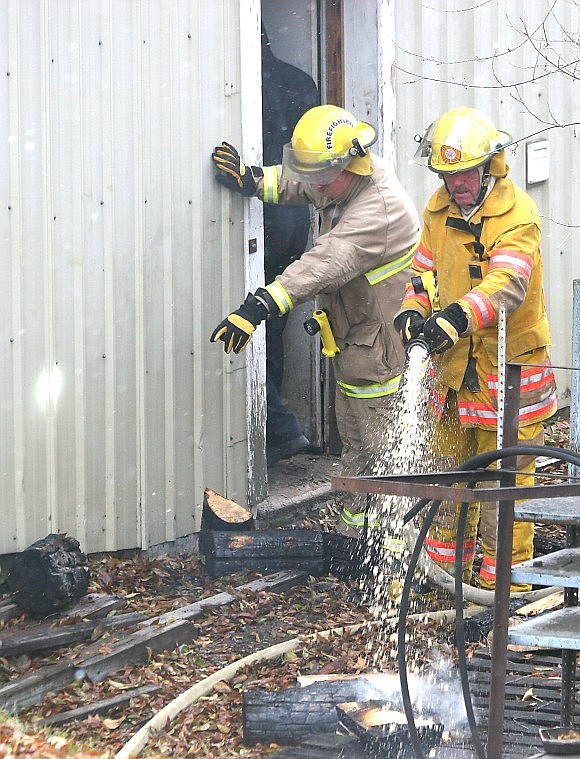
[0,601,19,622]
[0,593,125,625]
[0,611,147,657]
[76,619,195,684]
[240,570,309,594]
[0,662,77,711]
[515,591,564,617]
[152,570,309,625]
[150,592,235,626]
[56,593,127,620]
[0,571,309,710]
[37,683,160,727]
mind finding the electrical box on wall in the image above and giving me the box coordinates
[526,140,549,186]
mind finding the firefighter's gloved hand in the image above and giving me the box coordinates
[393,310,425,347]
[212,141,257,196]
[423,303,468,354]
[210,290,273,354]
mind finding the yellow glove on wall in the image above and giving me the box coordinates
[211,142,257,197]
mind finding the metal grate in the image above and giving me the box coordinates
[467,648,573,757]
[273,647,577,758]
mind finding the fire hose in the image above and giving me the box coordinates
[398,444,580,759]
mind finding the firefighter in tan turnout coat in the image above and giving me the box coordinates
[395,107,557,590]
[211,104,420,537]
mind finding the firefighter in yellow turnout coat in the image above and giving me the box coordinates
[395,107,557,590]
[210,105,420,537]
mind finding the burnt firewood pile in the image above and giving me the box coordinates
[200,487,368,580]
[243,672,449,759]
[246,650,577,758]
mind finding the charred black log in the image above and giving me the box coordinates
[202,529,325,578]
[243,680,368,745]
[6,534,90,617]
[201,488,255,532]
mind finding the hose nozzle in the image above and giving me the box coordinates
[405,334,430,357]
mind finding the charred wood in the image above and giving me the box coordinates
[243,679,378,745]
[0,611,147,657]
[76,619,195,684]
[0,570,309,710]
[55,593,127,621]
[201,488,254,532]
[202,529,324,578]
[0,599,20,622]
[6,534,90,617]
[0,662,77,712]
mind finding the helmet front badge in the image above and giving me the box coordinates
[441,145,462,164]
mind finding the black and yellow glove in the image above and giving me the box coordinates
[212,141,257,197]
[393,310,425,347]
[422,303,468,354]
[210,289,277,354]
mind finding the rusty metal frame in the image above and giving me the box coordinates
[330,364,578,759]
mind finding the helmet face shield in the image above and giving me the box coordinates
[413,121,437,165]
[283,105,379,183]
[281,143,352,185]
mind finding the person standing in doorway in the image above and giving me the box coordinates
[261,25,319,467]
[395,106,557,590]
[211,104,420,538]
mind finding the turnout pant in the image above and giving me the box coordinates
[427,393,543,591]
[334,391,399,540]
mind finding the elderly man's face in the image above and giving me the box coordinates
[443,168,482,207]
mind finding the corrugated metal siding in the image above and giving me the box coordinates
[393,0,580,400]
[0,0,256,555]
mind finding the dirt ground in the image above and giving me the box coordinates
[0,415,572,757]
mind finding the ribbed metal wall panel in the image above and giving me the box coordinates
[0,0,254,555]
[394,0,580,400]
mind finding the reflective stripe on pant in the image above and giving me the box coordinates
[334,391,399,538]
[428,392,543,591]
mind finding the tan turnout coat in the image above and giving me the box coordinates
[256,155,420,393]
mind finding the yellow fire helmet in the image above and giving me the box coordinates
[414,107,512,176]
[282,104,378,184]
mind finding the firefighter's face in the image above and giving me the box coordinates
[443,168,482,207]
[310,170,355,199]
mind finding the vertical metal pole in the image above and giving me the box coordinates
[496,303,507,451]
[487,363,521,759]
[571,281,580,469]
[561,280,580,726]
